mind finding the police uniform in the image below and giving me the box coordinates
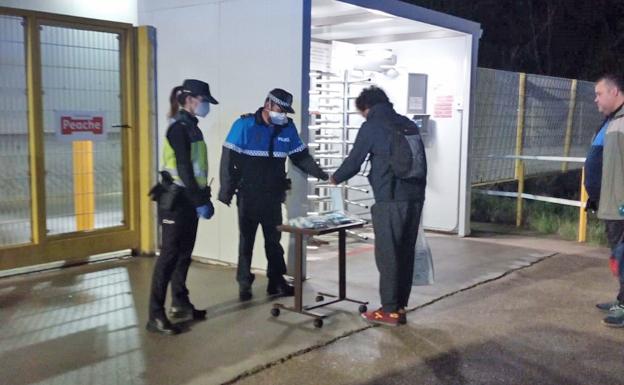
[147,79,217,334]
[219,94,328,299]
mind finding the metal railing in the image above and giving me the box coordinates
[475,154,589,242]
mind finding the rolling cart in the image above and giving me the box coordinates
[271,220,369,328]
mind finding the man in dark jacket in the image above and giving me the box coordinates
[331,86,426,326]
[218,89,328,301]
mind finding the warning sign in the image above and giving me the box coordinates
[55,111,107,142]
[433,96,454,119]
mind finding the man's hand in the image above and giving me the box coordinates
[329,175,338,185]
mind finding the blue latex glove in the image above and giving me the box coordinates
[196,201,214,219]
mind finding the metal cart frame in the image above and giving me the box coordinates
[271,221,369,328]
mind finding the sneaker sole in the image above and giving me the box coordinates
[361,314,400,327]
[602,319,624,328]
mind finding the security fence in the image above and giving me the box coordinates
[471,68,602,185]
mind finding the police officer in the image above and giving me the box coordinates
[218,89,328,301]
[147,79,218,335]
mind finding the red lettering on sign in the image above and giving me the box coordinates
[60,116,104,135]
[433,95,454,119]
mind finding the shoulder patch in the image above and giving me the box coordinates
[240,113,254,119]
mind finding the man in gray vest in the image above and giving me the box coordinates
[593,73,624,328]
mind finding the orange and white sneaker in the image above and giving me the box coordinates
[361,308,401,326]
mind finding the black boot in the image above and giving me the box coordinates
[267,279,294,297]
[146,316,181,335]
[170,305,207,320]
[239,273,255,302]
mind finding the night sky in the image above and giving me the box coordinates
[402,0,624,81]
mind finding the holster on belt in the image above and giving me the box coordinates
[148,171,181,210]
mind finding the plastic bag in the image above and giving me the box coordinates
[412,218,434,286]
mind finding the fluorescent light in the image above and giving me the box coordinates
[358,49,394,60]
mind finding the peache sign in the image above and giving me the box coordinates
[61,116,103,134]
[55,111,107,142]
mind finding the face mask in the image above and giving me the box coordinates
[268,110,287,125]
[194,100,210,117]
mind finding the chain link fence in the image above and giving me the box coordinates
[471,68,602,185]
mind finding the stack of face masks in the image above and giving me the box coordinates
[287,211,359,229]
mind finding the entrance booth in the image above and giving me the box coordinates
[139,0,480,271]
[0,0,480,275]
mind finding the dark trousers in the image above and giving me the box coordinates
[148,199,198,318]
[604,220,624,302]
[236,196,286,289]
[371,200,424,313]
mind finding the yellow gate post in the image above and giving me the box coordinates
[515,73,526,227]
[562,79,578,172]
[73,140,95,231]
[578,167,588,242]
[136,26,157,254]
[516,161,525,227]
[25,14,46,245]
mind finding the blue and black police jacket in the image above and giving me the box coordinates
[218,108,326,203]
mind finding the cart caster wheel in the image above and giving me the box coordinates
[313,318,323,328]
[358,305,368,314]
[271,308,280,317]
[315,295,324,302]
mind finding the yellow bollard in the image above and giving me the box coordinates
[73,140,95,231]
[578,167,588,242]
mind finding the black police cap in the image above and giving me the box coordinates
[182,79,219,104]
[267,88,295,113]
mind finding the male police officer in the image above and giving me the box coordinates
[218,89,328,301]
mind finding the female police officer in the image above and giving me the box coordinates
[147,79,218,335]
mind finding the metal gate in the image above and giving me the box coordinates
[0,8,155,271]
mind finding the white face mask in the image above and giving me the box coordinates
[195,100,210,117]
[268,110,287,125]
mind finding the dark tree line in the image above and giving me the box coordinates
[402,0,624,81]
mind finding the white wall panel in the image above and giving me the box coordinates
[140,0,304,269]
